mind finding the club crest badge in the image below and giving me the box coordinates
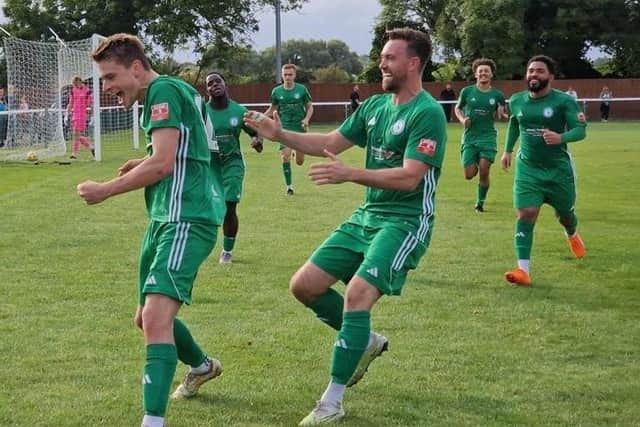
[391,119,405,135]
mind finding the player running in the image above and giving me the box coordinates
[501,55,587,286]
[264,64,313,195]
[205,71,263,264]
[454,58,507,212]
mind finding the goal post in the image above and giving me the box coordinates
[0,34,139,162]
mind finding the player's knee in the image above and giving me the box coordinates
[463,167,477,180]
[517,208,538,222]
[289,273,309,303]
[140,306,171,338]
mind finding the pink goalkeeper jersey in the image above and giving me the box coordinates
[70,86,91,120]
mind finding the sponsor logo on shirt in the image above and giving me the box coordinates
[150,103,169,121]
[418,138,437,156]
[367,267,379,278]
[371,146,400,161]
[543,107,554,118]
[391,119,405,135]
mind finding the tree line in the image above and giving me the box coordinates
[1,0,638,86]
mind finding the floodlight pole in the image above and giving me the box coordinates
[275,0,282,84]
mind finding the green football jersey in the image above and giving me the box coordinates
[205,99,256,158]
[141,75,225,225]
[270,83,311,130]
[506,88,587,165]
[457,85,505,144]
[338,90,447,228]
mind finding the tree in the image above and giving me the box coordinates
[376,0,640,78]
[2,0,307,53]
[360,19,437,83]
[313,65,352,83]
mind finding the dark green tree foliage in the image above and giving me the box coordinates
[361,19,437,83]
[2,0,306,51]
[375,0,640,79]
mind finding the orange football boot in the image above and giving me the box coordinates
[504,268,532,286]
[567,232,586,258]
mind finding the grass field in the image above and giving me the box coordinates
[1,121,639,426]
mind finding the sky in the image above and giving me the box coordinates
[173,0,383,61]
[251,0,382,55]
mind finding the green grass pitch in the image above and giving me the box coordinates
[0,121,638,426]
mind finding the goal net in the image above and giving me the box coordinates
[1,34,139,161]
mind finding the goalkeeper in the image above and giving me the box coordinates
[67,76,95,159]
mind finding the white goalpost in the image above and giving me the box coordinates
[0,33,139,161]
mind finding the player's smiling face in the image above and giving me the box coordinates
[206,74,226,98]
[379,39,411,93]
[475,65,493,84]
[98,59,143,109]
[526,61,553,93]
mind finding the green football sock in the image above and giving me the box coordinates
[330,311,370,385]
[307,288,344,331]
[282,162,292,186]
[477,184,489,207]
[560,212,578,236]
[173,318,207,367]
[143,343,177,417]
[515,219,535,260]
[223,236,236,252]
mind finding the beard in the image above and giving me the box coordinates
[527,78,549,92]
[382,74,403,93]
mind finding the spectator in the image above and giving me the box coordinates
[349,85,361,114]
[599,86,612,122]
[440,83,456,122]
[566,86,578,100]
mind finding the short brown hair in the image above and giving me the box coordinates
[282,64,297,72]
[383,28,432,73]
[472,58,496,74]
[92,33,151,70]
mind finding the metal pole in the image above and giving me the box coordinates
[275,0,282,84]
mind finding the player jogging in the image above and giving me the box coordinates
[501,55,587,286]
[264,64,313,195]
[77,34,225,427]
[454,58,507,212]
[205,71,263,264]
[246,28,447,425]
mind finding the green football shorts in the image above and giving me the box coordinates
[221,155,245,203]
[279,123,306,150]
[460,140,497,167]
[513,156,577,215]
[138,221,217,306]
[310,215,430,296]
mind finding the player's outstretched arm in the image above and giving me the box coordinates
[244,110,352,157]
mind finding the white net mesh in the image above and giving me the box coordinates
[1,35,137,161]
